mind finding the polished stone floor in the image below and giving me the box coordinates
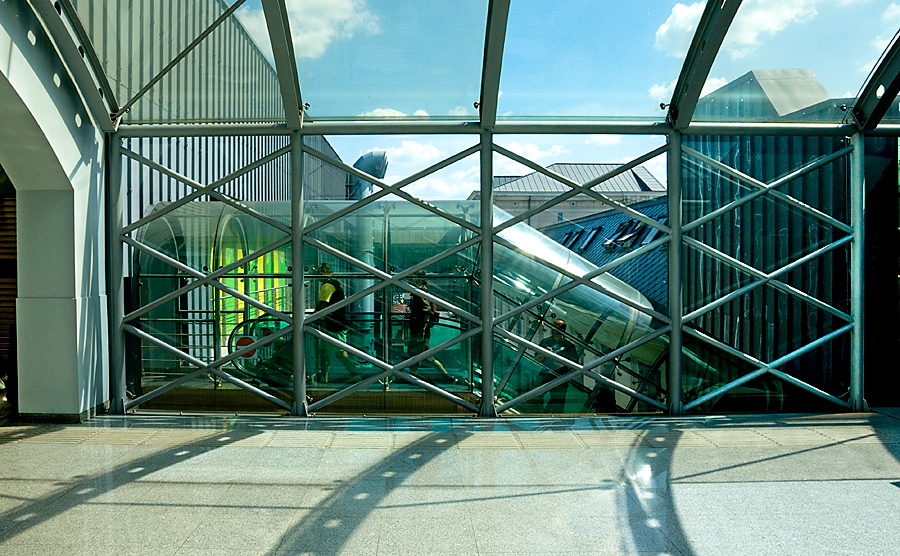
[1,410,899,555]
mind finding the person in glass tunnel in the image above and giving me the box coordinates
[533,318,579,412]
[314,263,359,383]
[406,277,456,382]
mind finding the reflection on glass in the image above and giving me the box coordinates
[284,0,486,119]
[134,199,826,413]
[697,2,895,123]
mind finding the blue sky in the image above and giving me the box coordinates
[234,0,900,198]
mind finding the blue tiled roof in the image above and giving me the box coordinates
[541,198,669,308]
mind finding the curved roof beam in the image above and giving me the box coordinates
[668,0,743,130]
[852,34,900,131]
[113,0,247,121]
[32,0,118,131]
[262,0,302,129]
[479,0,511,129]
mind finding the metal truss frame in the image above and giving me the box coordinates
[678,142,858,411]
[98,0,880,417]
[108,126,870,416]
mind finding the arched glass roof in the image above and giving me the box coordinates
[63,0,900,130]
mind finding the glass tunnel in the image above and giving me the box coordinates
[132,199,780,415]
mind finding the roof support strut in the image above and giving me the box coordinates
[668,0,743,129]
[479,0,511,129]
[262,0,303,129]
[853,34,900,130]
[113,0,247,120]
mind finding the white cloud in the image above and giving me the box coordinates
[649,79,677,102]
[617,155,668,188]
[359,108,406,117]
[386,163,479,199]
[402,178,479,200]
[499,142,565,162]
[723,0,817,59]
[886,3,900,23]
[236,0,379,61]
[872,36,893,53]
[448,105,472,116]
[648,77,726,103]
[700,77,728,96]
[655,2,706,57]
[358,108,429,118]
[643,156,668,187]
[379,141,444,168]
[585,135,622,147]
[656,0,827,61]
[859,58,878,75]
[494,142,567,176]
[234,7,274,62]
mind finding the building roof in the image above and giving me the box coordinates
[696,69,835,120]
[541,198,669,308]
[472,163,665,199]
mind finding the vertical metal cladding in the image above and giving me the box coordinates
[682,132,850,404]
[69,0,284,123]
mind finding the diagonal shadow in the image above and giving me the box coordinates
[0,419,270,541]
[619,427,694,556]
[267,429,472,555]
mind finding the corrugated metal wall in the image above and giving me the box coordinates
[0,173,14,362]
[682,134,850,401]
[69,0,284,123]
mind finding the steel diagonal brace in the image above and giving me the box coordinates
[123,236,292,323]
[582,368,668,411]
[682,146,854,234]
[302,144,482,234]
[122,146,292,234]
[494,326,670,413]
[124,321,290,373]
[393,328,482,373]
[125,368,208,410]
[683,324,853,411]
[683,326,767,368]
[683,236,852,322]
[123,324,294,411]
[494,145,671,233]
[493,236,667,323]
[307,369,393,412]
[303,236,482,326]
[683,235,854,324]
[305,327,392,373]
[123,235,292,322]
[492,144,670,233]
[209,368,292,411]
[392,370,481,413]
[114,0,248,119]
[494,235,672,326]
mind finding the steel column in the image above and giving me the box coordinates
[479,130,497,416]
[849,133,867,411]
[667,131,684,415]
[107,134,127,413]
[291,132,308,415]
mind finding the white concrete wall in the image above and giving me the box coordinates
[0,0,108,418]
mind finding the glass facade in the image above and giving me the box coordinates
[88,0,899,416]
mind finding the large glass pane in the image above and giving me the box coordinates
[682,135,850,224]
[498,1,686,119]
[697,1,897,123]
[274,1,487,119]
